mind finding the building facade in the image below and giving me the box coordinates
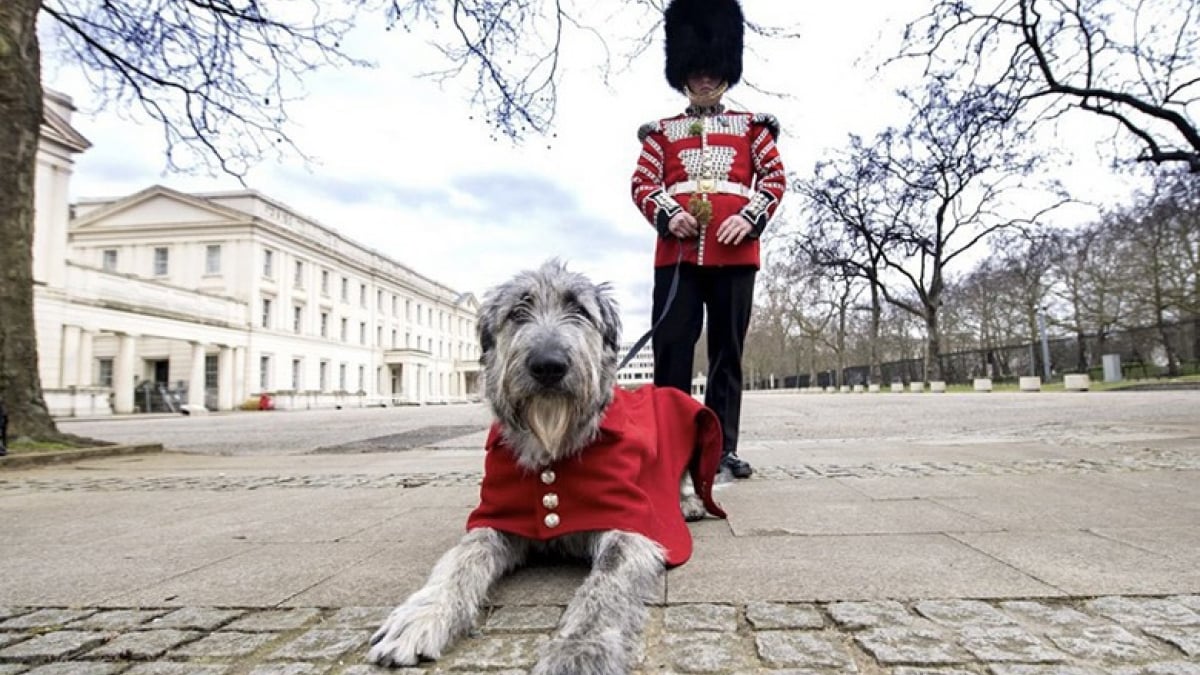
[34,91,481,415]
[615,341,654,388]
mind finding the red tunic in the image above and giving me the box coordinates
[466,385,727,567]
[631,110,787,268]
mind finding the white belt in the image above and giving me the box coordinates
[666,180,752,198]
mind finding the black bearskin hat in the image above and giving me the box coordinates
[663,0,745,92]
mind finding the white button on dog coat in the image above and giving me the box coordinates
[542,493,559,510]
[543,513,560,528]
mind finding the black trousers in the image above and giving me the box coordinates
[651,264,756,457]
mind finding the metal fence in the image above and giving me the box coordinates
[751,319,1199,388]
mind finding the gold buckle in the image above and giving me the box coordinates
[697,178,716,194]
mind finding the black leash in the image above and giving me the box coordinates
[618,245,688,371]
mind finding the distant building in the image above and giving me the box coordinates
[615,341,709,396]
[615,341,654,389]
[33,90,481,416]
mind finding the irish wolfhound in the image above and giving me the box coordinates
[368,260,726,674]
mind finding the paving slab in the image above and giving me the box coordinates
[667,534,1060,603]
[722,481,995,536]
[951,531,1200,596]
[107,543,382,607]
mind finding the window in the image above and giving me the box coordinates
[340,318,348,342]
[360,284,367,308]
[263,249,275,278]
[320,312,329,338]
[260,355,272,390]
[294,260,304,287]
[292,358,302,390]
[377,290,384,313]
[98,358,114,387]
[416,304,423,325]
[261,298,272,329]
[153,247,169,276]
[377,326,383,347]
[293,305,303,333]
[319,361,329,391]
[391,329,397,348]
[205,245,221,275]
[391,295,398,316]
[102,249,118,272]
[358,365,365,392]
[321,270,330,295]
[341,277,349,302]
[339,363,347,391]
[359,321,367,345]
[406,300,412,321]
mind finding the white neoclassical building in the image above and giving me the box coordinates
[33,90,481,416]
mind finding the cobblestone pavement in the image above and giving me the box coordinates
[2,447,1197,493]
[1,597,1198,674]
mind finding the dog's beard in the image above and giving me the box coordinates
[522,394,574,460]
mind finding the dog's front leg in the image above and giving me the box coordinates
[533,531,663,675]
[679,474,707,522]
[369,527,527,667]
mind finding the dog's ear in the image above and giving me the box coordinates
[478,290,502,357]
[594,282,622,353]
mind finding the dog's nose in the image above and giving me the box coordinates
[528,350,569,386]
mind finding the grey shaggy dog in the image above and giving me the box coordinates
[368,260,706,674]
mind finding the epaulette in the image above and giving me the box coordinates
[637,121,663,142]
[752,113,781,139]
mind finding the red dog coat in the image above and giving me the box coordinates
[467,385,727,567]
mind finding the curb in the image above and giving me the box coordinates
[0,443,164,469]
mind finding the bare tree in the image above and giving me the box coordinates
[1115,172,1200,374]
[841,83,1066,382]
[1048,220,1133,372]
[897,0,1200,172]
[794,134,906,385]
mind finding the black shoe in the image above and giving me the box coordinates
[721,453,753,479]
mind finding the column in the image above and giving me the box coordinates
[217,346,235,411]
[233,347,246,404]
[187,342,208,413]
[77,329,95,387]
[60,325,81,388]
[113,333,136,414]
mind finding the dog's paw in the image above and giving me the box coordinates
[367,600,456,667]
[533,634,627,675]
[681,493,707,522]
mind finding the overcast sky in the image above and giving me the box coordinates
[40,1,1144,342]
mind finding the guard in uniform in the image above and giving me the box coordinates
[630,0,786,479]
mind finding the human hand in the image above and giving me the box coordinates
[716,214,753,245]
[668,211,700,238]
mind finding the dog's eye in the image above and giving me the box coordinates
[561,292,589,319]
[507,292,535,324]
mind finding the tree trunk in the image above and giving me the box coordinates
[868,279,882,384]
[1075,329,1088,374]
[0,0,60,441]
[924,308,943,382]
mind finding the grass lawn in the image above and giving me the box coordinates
[4,440,81,455]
